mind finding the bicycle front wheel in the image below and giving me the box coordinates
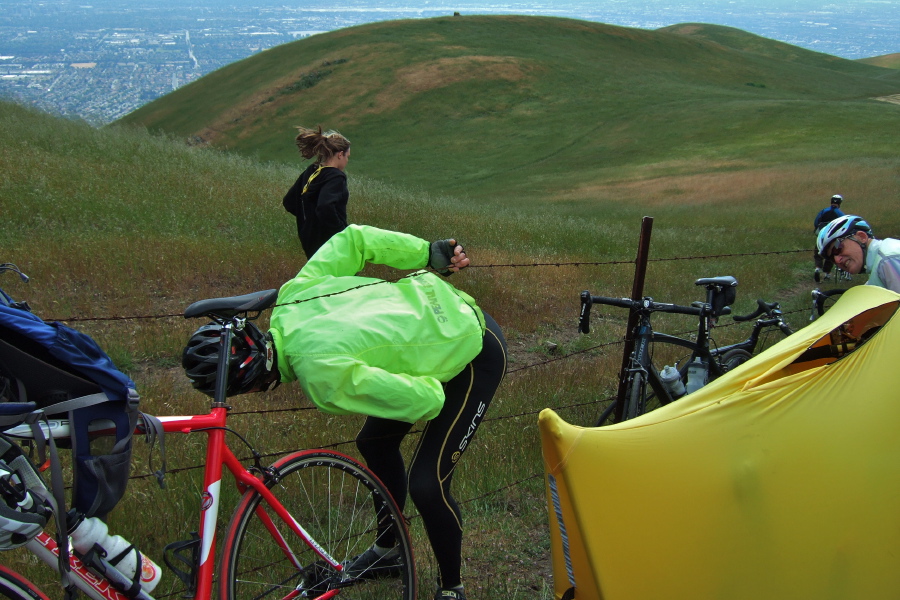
[220,450,416,600]
[0,566,49,600]
[624,371,647,421]
[719,349,752,372]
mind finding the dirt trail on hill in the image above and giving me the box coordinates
[874,94,900,105]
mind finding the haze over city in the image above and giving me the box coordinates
[2,0,898,124]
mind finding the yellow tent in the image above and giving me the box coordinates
[540,285,900,600]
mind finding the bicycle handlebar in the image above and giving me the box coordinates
[0,263,30,283]
[579,291,704,334]
[733,298,782,322]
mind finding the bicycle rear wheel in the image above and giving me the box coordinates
[220,449,416,600]
[0,567,49,600]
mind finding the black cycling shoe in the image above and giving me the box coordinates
[342,546,403,580]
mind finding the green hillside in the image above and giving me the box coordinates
[4,69,900,596]
[116,16,900,207]
[858,52,900,69]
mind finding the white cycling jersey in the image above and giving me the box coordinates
[865,237,900,294]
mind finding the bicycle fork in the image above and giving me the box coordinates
[193,426,344,599]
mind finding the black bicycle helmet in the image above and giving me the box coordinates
[182,321,279,397]
[830,194,843,205]
[0,435,50,550]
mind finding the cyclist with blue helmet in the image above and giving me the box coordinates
[817,215,900,293]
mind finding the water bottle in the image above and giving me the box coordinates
[684,358,708,394]
[69,514,162,593]
[659,365,686,398]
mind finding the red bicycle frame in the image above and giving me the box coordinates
[20,408,343,600]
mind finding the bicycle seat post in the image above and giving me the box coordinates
[213,318,241,406]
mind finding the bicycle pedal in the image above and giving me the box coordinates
[164,533,200,597]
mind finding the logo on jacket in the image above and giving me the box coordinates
[424,286,449,323]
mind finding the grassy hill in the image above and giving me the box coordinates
[859,52,900,69]
[0,45,900,600]
[116,16,900,208]
[3,18,900,596]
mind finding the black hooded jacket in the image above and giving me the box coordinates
[283,164,349,257]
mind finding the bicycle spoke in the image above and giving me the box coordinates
[220,451,415,600]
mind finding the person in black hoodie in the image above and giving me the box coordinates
[282,126,351,257]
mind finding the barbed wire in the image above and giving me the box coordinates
[121,287,805,486]
[76,270,812,483]
[468,248,807,269]
[44,248,810,323]
[126,392,609,484]
[122,294,805,479]
[25,245,823,562]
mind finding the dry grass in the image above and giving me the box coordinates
[561,159,900,211]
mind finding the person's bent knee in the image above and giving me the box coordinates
[408,472,445,508]
[355,432,383,462]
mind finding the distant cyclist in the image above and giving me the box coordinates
[817,215,900,293]
[812,194,845,282]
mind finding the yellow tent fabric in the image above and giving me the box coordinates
[540,285,900,600]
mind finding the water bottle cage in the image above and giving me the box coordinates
[164,533,200,596]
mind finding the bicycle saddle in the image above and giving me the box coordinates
[184,289,279,320]
[694,276,737,288]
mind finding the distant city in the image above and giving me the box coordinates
[1,0,898,125]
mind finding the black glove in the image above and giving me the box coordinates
[429,239,458,276]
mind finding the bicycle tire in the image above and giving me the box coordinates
[220,449,416,600]
[624,371,646,421]
[719,349,752,372]
[0,567,49,600]
[815,288,846,318]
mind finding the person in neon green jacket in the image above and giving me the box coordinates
[270,224,487,423]
[271,224,507,600]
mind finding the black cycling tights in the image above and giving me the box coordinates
[355,312,507,590]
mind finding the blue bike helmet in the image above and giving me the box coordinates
[816,215,873,256]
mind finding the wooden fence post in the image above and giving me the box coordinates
[613,216,653,422]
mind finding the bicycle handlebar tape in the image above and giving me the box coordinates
[579,291,593,334]
[429,239,456,276]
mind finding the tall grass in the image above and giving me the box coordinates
[1,98,897,597]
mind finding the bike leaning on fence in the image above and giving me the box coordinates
[809,287,848,321]
[580,276,794,425]
[0,283,417,600]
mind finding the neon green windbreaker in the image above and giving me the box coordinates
[269,225,486,423]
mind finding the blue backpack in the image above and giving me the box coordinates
[0,291,139,520]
